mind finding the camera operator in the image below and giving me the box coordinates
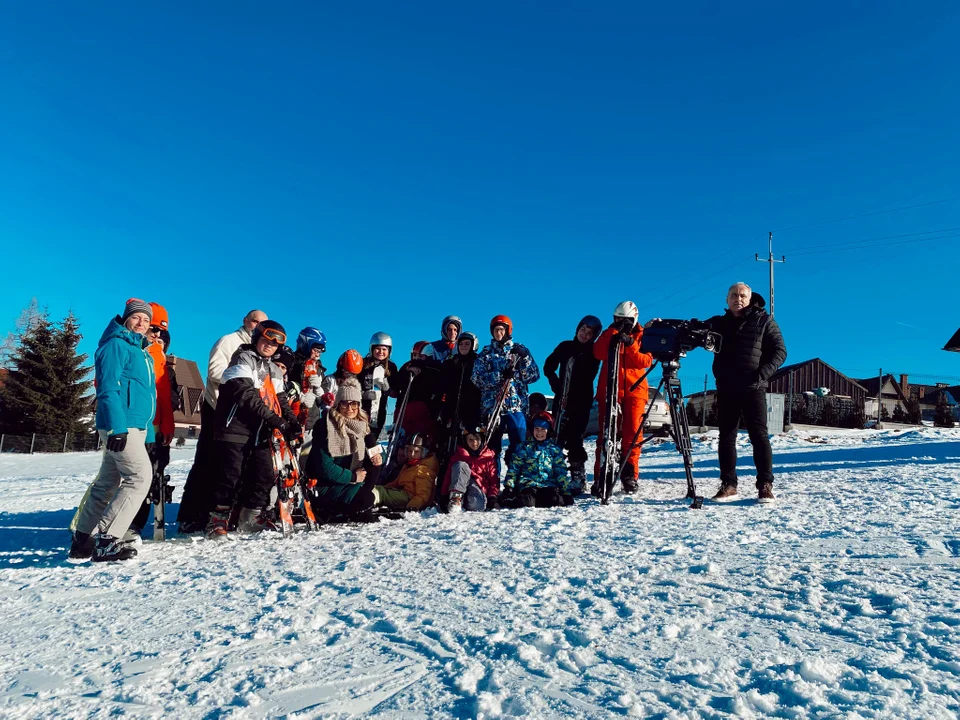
[707,283,786,503]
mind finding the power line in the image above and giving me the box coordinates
[780,226,960,254]
[772,195,960,234]
[788,231,960,258]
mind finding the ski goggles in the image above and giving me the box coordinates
[260,328,287,345]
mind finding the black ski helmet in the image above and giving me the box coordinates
[274,344,296,370]
[576,315,603,341]
[252,320,287,345]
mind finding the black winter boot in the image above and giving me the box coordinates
[92,534,138,562]
[69,531,94,559]
[620,464,638,494]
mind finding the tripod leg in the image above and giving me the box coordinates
[666,375,703,509]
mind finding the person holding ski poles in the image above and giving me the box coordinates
[437,331,482,461]
[423,315,463,363]
[706,283,787,504]
[472,315,540,474]
[205,320,302,539]
[593,301,653,496]
[70,299,157,562]
[544,315,602,493]
[359,332,398,441]
[387,341,441,465]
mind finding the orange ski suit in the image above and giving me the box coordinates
[148,341,175,442]
[593,324,653,478]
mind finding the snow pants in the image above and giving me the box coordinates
[717,388,774,487]
[446,461,488,511]
[177,400,216,526]
[75,428,152,539]
[208,440,275,511]
[376,486,412,509]
[502,486,567,509]
[130,443,170,533]
[594,392,645,480]
[556,405,590,465]
[490,411,526,476]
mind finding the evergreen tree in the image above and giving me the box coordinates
[934,393,955,428]
[821,398,838,427]
[891,402,905,422]
[905,396,922,424]
[847,400,866,430]
[0,304,93,435]
[880,404,890,421]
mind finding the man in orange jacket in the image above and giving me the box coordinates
[593,301,654,495]
[126,302,176,542]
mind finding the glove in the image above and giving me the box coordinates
[562,493,575,507]
[501,366,515,380]
[486,495,500,511]
[281,421,301,441]
[374,377,390,392]
[106,434,128,453]
[509,345,529,359]
[308,374,324,391]
[363,389,378,401]
[321,392,335,407]
[618,331,635,346]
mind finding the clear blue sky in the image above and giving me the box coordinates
[2,1,958,393]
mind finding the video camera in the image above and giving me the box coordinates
[640,319,722,361]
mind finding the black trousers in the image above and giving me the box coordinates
[717,388,774,487]
[556,405,590,465]
[131,444,170,532]
[209,440,276,511]
[178,401,216,524]
[502,486,566,509]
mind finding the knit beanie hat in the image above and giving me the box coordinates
[335,377,363,405]
[122,298,153,322]
[148,302,169,329]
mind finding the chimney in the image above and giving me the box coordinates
[900,374,909,396]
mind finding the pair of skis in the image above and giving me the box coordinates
[271,431,318,535]
[481,354,519,451]
[596,335,623,504]
[150,445,174,540]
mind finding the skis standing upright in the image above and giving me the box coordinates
[271,431,317,535]
[596,334,623,504]
[368,364,386,431]
[553,356,576,439]
[481,354,519,451]
[151,445,174,540]
[385,373,415,466]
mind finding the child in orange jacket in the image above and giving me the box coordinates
[374,434,439,510]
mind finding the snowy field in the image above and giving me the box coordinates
[1,428,959,719]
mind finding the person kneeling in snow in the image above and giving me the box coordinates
[373,434,438,511]
[304,378,384,520]
[501,412,573,509]
[439,428,500,513]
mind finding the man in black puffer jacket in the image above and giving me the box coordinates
[707,283,786,503]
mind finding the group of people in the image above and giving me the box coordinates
[69,281,787,560]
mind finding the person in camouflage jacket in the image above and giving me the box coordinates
[501,412,572,509]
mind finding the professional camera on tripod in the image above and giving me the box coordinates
[615,319,722,509]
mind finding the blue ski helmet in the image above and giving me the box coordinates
[296,327,327,355]
[576,315,603,341]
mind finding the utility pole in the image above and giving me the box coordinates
[756,231,786,317]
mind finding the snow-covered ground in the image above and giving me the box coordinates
[1,428,959,719]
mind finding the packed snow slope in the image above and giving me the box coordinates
[1,428,959,719]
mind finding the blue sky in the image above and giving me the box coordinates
[1,1,958,393]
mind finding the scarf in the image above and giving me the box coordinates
[326,409,368,470]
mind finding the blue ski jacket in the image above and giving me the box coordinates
[505,438,569,493]
[472,339,540,416]
[94,317,156,441]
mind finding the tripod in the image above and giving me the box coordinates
[628,358,704,509]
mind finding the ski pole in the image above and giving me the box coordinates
[385,373,415,464]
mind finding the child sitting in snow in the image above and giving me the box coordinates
[439,428,500,512]
[501,411,573,509]
[373,434,438,511]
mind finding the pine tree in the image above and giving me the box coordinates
[934,393,955,428]
[891,403,905,422]
[880,404,890,421]
[906,396,922,424]
[0,304,93,435]
[821,398,838,427]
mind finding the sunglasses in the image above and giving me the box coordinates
[338,401,360,409]
[260,328,286,344]
[148,326,163,333]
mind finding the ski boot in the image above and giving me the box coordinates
[569,462,587,495]
[92,534,138,562]
[206,507,231,540]
[448,492,464,514]
[69,531,94,560]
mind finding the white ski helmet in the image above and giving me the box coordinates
[613,300,639,328]
[369,331,393,354]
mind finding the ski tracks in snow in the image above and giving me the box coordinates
[0,430,959,717]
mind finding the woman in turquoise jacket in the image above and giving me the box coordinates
[71,299,157,562]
